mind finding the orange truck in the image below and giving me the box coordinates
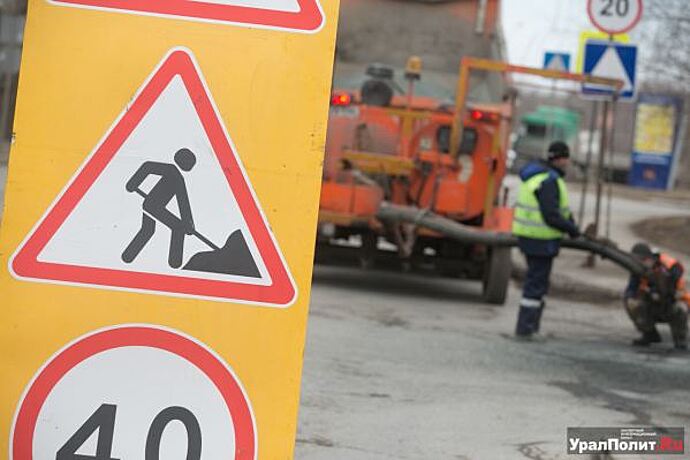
[316,57,624,304]
[317,57,514,303]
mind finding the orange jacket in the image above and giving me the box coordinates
[640,253,689,305]
[660,254,690,305]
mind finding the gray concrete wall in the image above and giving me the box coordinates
[336,0,506,102]
[337,0,496,72]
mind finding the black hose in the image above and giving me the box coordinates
[560,238,646,276]
[376,203,646,276]
[377,204,516,246]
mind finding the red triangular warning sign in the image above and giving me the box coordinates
[50,0,325,33]
[11,48,297,307]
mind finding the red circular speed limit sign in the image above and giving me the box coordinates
[588,0,643,34]
[12,325,256,460]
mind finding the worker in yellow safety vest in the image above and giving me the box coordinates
[625,243,688,350]
[512,141,581,340]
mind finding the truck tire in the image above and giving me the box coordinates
[482,246,511,305]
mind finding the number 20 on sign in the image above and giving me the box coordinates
[0,0,340,458]
[587,0,643,35]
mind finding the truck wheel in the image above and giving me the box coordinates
[482,246,511,305]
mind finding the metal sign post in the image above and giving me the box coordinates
[578,99,599,227]
[582,0,639,265]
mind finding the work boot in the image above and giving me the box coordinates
[632,330,662,347]
[516,299,541,336]
[534,301,545,333]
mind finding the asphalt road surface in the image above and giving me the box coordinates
[296,264,690,460]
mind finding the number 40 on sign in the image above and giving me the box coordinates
[12,326,257,460]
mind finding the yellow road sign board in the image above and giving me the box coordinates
[0,0,339,457]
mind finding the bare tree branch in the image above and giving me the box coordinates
[637,0,690,87]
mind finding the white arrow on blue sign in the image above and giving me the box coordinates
[582,40,637,100]
[543,52,571,73]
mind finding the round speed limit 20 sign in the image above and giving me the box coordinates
[588,0,643,34]
[11,325,256,459]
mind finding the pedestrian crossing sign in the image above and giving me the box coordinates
[543,52,571,73]
[582,40,637,100]
[10,48,297,307]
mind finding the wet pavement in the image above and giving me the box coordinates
[296,264,690,459]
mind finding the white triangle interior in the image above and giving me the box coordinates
[546,55,567,73]
[189,0,301,12]
[589,46,633,92]
[37,75,271,286]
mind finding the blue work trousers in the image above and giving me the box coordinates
[516,255,554,336]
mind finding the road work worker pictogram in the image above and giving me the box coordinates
[122,148,198,269]
[122,148,260,278]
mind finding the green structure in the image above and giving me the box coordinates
[512,106,581,169]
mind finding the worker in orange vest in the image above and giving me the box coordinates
[625,243,688,350]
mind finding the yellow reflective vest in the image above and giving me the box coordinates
[512,172,571,240]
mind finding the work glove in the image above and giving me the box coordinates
[625,296,641,311]
[567,214,581,239]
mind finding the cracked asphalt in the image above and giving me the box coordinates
[296,264,690,459]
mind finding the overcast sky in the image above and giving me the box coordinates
[501,0,592,67]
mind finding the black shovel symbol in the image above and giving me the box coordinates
[129,188,261,278]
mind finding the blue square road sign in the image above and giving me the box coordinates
[582,40,637,100]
